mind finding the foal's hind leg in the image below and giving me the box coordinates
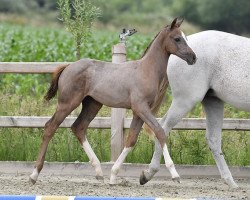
[71,96,103,180]
[110,113,144,184]
[202,96,238,188]
[30,101,80,184]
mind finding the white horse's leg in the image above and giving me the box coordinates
[140,99,198,185]
[202,96,238,188]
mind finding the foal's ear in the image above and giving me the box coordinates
[170,17,184,30]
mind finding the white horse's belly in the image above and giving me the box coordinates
[209,35,250,111]
[218,94,250,111]
[213,76,250,111]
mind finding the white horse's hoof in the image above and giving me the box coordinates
[224,178,238,188]
[139,170,150,185]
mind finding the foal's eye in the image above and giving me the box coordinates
[174,38,181,42]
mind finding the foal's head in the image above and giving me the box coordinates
[162,18,196,65]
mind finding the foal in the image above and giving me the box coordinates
[30,18,196,185]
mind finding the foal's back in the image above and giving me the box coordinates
[168,30,250,110]
[57,58,141,108]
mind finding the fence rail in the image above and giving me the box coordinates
[1,116,250,130]
[1,62,250,161]
[0,62,70,73]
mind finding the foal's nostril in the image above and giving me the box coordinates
[193,55,196,60]
[192,54,197,63]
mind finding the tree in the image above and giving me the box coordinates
[0,0,38,13]
[58,0,101,60]
[171,0,250,34]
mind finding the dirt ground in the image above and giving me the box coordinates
[0,172,249,199]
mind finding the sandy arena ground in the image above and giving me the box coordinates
[0,172,249,199]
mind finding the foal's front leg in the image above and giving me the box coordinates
[140,96,203,184]
[110,113,144,184]
[135,103,180,183]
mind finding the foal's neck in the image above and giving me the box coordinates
[141,32,170,75]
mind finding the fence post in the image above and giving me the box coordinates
[111,43,126,162]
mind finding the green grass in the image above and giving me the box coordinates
[0,23,249,166]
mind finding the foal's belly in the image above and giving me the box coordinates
[88,83,132,109]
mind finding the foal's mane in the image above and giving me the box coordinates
[141,26,168,58]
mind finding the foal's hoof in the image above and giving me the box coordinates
[109,180,118,186]
[95,175,104,182]
[29,177,36,185]
[139,170,149,185]
[172,176,181,183]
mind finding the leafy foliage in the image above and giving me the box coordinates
[1,0,249,34]
[57,0,101,59]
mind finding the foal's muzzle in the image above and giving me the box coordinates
[186,53,197,65]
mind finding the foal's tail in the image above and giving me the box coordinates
[44,64,69,101]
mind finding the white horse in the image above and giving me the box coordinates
[140,30,250,188]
